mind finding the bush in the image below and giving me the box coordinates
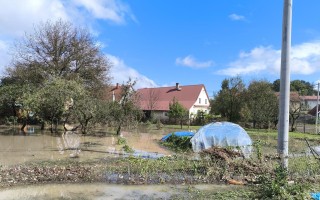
[161,133,192,152]
[117,137,127,145]
[123,144,134,153]
[156,118,163,129]
[255,166,310,199]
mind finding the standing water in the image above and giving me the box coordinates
[0,126,172,166]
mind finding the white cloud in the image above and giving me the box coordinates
[0,40,11,74]
[218,41,320,76]
[107,54,158,89]
[0,0,69,37]
[229,13,246,21]
[0,0,134,38]
[175,55,213,69]
[71,0,136,24]
[0,0,136,74]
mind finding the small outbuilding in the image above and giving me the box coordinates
[191,122,252,157]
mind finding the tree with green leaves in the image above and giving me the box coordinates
[210,76,245,122]
[109,80,143,135]
[245,80,278,129]
[24,78,86,133]
[1,20,112,131]
[168,98,188,129]
[0,80,35,131]
[68,96,110,134]
[272,79,315,95]
[272,79,281,92]
[290,80,315,95]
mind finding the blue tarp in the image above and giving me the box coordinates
[161,131,195,141]
[311,193,320,200]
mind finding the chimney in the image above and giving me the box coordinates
[176,83,181,91]
[116,83,119,89]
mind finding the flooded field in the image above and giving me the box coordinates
[0,125,172,166]
[0,125,264,199]
[0,183,240,200]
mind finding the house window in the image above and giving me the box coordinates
[205,99,207,104]
[199,98,201,104]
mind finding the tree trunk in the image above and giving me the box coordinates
[290,116,298,132]
[116,125,121,135]
[20,120,27,133]
[50,119,54,133]
[83,117,92,134]
[41,121,45,130]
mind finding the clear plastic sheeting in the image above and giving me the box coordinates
[191,122,252,157]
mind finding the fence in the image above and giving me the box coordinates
[296,114,317,134]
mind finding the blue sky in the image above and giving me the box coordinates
[1,0,320,96]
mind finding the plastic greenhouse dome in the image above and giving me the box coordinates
[191,122,252,157]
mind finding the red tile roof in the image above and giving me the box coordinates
[275,92,301,102]
[104,83,122,101]
[301,96,319,101]
[136,84,208,111]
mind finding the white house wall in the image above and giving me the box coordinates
[305,100,318,110]
[189,87,210,117]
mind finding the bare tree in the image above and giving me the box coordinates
[146,89,160,120]
[7,20,111,93]
[289,93,303,132]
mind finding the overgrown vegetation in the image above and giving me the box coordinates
[255,166,311,199]
[1,128,320,199]
[161,134,193,152]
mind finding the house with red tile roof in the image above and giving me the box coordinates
[136,83,210,120]
[300,95,319,110]
[104,83,122,102]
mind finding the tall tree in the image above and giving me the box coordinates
[272,79,281,92]
[272,79,315,95]
[1,20,112,130]
[245,80,279,129]
[211,76,245,122]
[6,20,111,94]
[290,80,315,95]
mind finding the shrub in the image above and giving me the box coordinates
[161,133,192,152]
[255,166,310,199]
[117,137,127,145]
[123,144,134,153]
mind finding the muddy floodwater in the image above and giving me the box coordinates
[1,126,233,200]
[0,126,172,166]
[0,183,237,200]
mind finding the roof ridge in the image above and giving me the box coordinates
[138,84,204,90]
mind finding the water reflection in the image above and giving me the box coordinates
[0,126,172,166]
[57,131,81,157]
[0,183,236,200]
